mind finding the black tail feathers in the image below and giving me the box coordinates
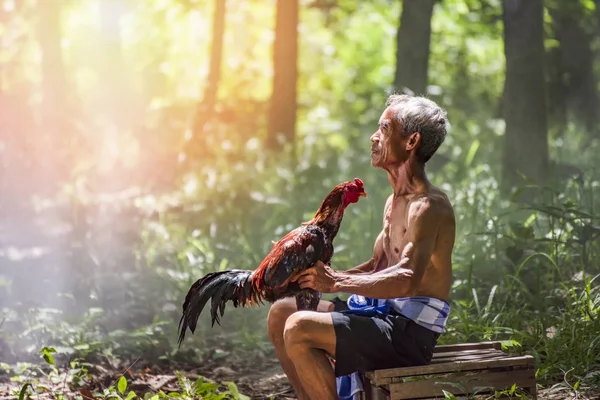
[177,269,260,347]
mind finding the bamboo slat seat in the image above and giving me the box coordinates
[362,341,537,400]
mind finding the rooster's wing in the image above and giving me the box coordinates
[255,224,330,291]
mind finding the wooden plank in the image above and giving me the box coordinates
[432,348,503,357]
[367,355,534,384]
[370,355,533,381]
[372,363,533,386]
[389,369,536,399]
[432,349,505,360]
[433,341,502,353]
[432,352,512,364]
[388,368,536,400]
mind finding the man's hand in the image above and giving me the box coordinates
[292,261,339,293]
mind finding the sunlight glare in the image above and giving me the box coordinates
[206,169,217,189]
[246,138,259,150]
[188,10,206,40]
[184,176,198,195]
[3,0,14,12]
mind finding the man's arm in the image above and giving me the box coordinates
[343,259,376,275]
[343,231,387,275]
[296,197,439,298]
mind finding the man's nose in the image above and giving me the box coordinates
[370,132,379,142]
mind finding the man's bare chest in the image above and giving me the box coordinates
[382,200,409,261]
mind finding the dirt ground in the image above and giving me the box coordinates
[2,356,599,400]
[0,359,293,400]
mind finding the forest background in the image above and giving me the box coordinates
[0,0,599,399]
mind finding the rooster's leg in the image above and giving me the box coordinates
[295,289,321,311]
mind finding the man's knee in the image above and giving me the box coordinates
[283,311,315,352]
[267,298,297,341]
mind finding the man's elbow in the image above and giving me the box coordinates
[388,273,419,298]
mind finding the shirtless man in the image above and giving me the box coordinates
[267,94,456,400]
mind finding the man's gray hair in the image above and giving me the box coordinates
[385,94,448,163]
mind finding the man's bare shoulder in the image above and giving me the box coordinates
[430,186,455,217]
[409,186,455,224]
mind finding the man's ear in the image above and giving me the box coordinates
[406,132,421,151]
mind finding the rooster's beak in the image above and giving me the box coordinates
[359,191,368,198]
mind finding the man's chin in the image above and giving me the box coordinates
[371,155,382,167]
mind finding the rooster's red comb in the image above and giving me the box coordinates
[353,178,364,189]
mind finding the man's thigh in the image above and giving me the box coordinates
[331,312,405,377]
[272,296,336,313]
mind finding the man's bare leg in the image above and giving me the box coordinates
[267,298,334,400]
[284,311,338,400]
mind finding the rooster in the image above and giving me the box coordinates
[177,178,367,346]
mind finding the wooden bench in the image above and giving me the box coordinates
[363,341,537,399]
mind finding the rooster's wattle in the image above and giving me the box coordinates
[177,178,367,346]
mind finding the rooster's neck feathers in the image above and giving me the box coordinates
[302,190,346,237]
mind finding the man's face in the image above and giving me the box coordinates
[370,107,406,168]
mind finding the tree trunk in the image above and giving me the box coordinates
[596,0,600,35]
[501,0,549,197]
[37,0,68,180]
[549,2,598,134]
[193,0,226,140]
[394,0,436,96]
[266,0,298,151]
[545,46,568,136]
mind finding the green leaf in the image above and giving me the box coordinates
[442,390,457,400]
[509,222,534,239]
[118,376,128,395]
[39,347,56,365]
[523,213,536,227]
[125,391,137,400]
[18,383,32,400]
[0,362,10,373]
[500,339,521,351]
[225,381,250,400]
[473,386,494,395]
[464,139,480,168]
[581,0,596,11]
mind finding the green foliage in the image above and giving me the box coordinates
[9,348,249,400]
[39,346,56,366]
[1,0,600,398]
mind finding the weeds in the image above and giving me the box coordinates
[8,347,250,400]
